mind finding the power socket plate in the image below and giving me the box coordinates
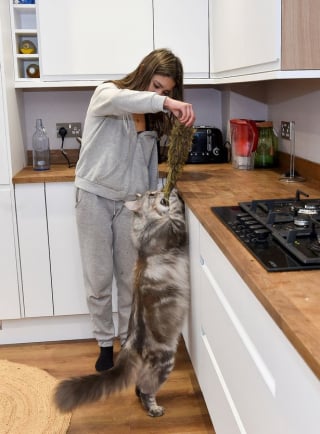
[56,122,81,138]
[280,121,293,140]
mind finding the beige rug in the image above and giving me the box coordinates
[0,360,72,434]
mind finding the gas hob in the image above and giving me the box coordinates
[211,190,320,271]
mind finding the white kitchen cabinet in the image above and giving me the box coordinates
[210,0,320,80]
[153,0,209,79]
[37,0,154,81]
[210,0,281,78]
[15,182,89,317]
[0,187,21,320]
[32,0,210,82]
[45,182,88,316]
[14,183,53,317]
[0,15,24,320]
[14,181,119,319]
[184,204,320,433]
[182,207,202,376]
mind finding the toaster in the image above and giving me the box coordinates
[186,126,228,164]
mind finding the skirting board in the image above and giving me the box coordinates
[0,313,118,345]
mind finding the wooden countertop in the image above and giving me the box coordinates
[13,163,320,380]
[13,165,77,183]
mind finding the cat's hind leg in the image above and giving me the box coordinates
[139,390,164,417]
[136,354,175,417]
[136,373,165,417]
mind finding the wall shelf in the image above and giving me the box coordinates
[10,2,39,80]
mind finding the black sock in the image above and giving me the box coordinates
[95,346,114,372]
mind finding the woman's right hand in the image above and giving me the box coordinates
[164,97,196,127]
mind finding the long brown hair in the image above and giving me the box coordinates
[111,49,184,137]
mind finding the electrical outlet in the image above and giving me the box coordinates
[56,122,81,138]
[280,121,294,140]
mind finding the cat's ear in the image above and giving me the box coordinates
[124,200,137,211]
[124,194,141,212]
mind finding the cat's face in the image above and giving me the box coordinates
[125,190,174,216]
[125,189,185,252]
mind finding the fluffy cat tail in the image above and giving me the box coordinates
[54,348,139,413]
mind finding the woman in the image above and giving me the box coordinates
[75,48,195,371]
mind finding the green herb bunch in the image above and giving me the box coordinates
[162,120,194,200]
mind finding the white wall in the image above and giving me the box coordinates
[220,83,268,140]
[217,79,320,164]
[22,86,222,151]
[22,89,93,150]
[20,79,320,165]
[184,86,222,128]
[267,79,320,164]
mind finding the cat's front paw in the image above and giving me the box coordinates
[148,405,165,417]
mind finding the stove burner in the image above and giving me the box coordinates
[292,202,320,216]
[294,216,310,227]
[299,207,319,216]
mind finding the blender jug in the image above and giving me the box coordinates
[230,119,258,170]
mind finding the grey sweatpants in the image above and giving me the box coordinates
[75,188,137,347]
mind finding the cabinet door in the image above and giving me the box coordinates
[210,0,281,77]
[153,0,209,78]
[15,183,53,317]
[37,0,153,81]
[198,327,244,434]
[0,187,21,319]
[45,183,88,315]
[199,261,283,434]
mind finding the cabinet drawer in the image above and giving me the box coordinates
[198,327,243,434]
[200,264,282,433]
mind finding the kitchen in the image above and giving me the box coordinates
[1,0,320,433]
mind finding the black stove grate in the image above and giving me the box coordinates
[211,190,320,272]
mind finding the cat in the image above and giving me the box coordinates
[54,188,190,417]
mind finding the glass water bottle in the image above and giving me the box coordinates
[32,119,50,171]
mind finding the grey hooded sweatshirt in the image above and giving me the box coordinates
[75,82,167,200]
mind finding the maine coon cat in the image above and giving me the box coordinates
[54,188,190,417]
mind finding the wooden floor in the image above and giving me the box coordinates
[0,338,215,433]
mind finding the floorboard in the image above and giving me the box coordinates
[0,338,215,433]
